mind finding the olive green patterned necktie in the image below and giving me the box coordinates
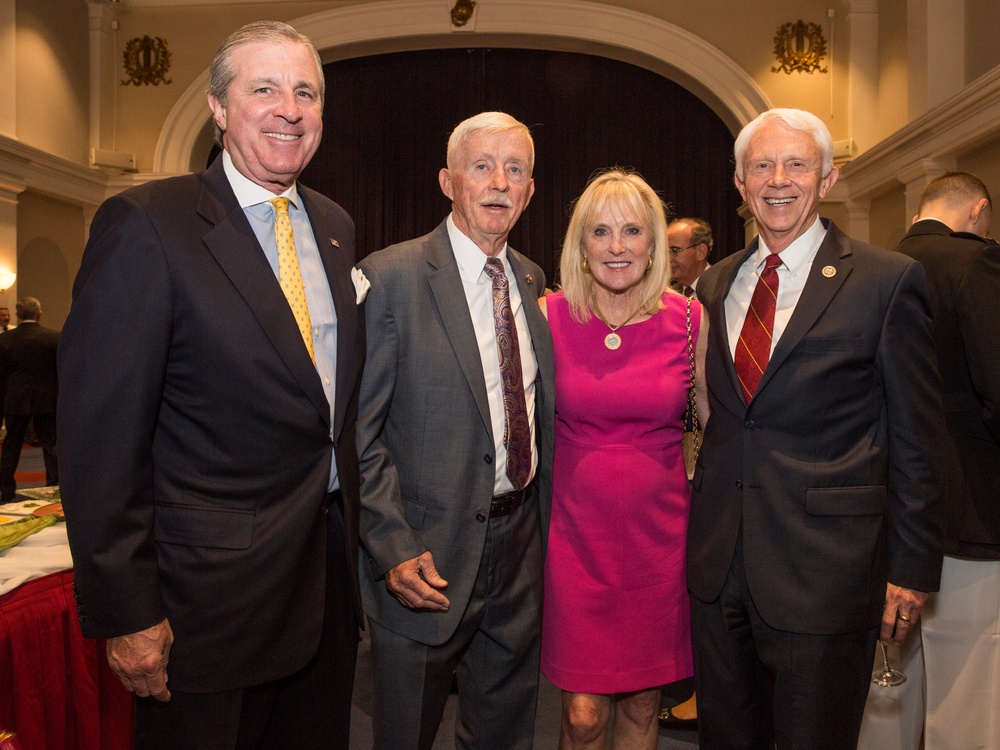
[270,197,315,363]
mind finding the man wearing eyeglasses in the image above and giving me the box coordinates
[668,217,712,298]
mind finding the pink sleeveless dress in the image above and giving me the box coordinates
[540,291,698,694]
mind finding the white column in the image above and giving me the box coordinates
[846,2,879,153]
[88,0,119,154]
[738,203,756,247]
[0,0,16,139]
[907,0,964,117]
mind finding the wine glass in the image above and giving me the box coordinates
[871,641,906,687]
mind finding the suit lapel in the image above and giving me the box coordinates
[426,225,495,440]
[711,243,757,406]
[755,224,853,397]
[197,161,329,422]
[508,250,553,381]
[300,186,359,441]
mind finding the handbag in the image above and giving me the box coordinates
[682,296,701,480]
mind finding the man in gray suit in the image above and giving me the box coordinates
[357,111,554,749]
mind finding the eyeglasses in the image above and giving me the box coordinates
[669,242,703,256]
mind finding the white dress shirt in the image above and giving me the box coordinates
[725,217,827,359]
[447,214,539,496]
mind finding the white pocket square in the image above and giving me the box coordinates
[351,266,371,305]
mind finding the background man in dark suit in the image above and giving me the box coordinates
[890,172,999,750]
[58,21,365,749]
[357,111,554,749]
[0,306,11,331]
[687,108,945,750]
[0,296,59,500]
[668,217,712,299]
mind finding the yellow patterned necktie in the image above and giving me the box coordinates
[270,197,315,363]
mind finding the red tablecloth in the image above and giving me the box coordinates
[0,570,132,750]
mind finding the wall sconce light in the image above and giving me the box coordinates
[771,20,828,74]
[0,272,15,292]
[450,0,477,27]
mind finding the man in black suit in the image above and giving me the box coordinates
[0,306,11,332]
[58,21,365,749]
[0,296,59,501]
[890,172,999,750]
[687,108,945,750]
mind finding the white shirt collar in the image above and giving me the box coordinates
[446,213,510,284]
[221,150,300,209]
[753,216,826,278]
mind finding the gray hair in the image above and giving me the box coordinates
[207,21,324,147]
[446,112,535,174]
[670,217,714,253]
[15,297,41,321]
[734,108,834,180]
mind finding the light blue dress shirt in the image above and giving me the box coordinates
[221,151,340,491]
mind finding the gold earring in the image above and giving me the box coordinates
[581,256,590,274]
[646,255,654,271]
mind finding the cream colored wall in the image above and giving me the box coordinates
[103,0,853,171]
[15,0,90,163]
[15,190,83,330]
[105,2,356,171]
[966,0,1000,84]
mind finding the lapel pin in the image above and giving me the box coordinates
[330,239,340,248]
[821,265,836,278]
[526,273,533,284]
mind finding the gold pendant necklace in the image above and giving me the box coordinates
[591,294,644,350]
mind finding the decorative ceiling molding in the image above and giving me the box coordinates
[154,0,771,173]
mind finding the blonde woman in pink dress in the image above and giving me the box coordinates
[539,169,709,749]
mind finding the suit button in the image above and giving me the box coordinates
[484,454,493,464]
[744,420,755,430]
[736,480,743,490]
[476,512,487,523]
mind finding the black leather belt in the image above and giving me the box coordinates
[489,488,527,518]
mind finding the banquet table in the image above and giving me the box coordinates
[0,520,132,750]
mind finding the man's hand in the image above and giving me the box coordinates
[107,618,174,701]
[881,582,929,644]
[385,551,450,611]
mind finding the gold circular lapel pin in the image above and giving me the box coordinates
[821,265,837,278]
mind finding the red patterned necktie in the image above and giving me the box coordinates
[483,258,531,490]
[734,253,782,403]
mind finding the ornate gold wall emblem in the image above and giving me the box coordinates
[771,21,828,75]
[121,36,172,86]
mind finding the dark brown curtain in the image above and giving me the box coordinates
[292,48,743,284]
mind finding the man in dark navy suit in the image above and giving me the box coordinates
[59,21,365,750]
[688,108,945,750]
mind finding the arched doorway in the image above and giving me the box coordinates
[297,48,742,281]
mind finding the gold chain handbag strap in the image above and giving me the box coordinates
[685,296,701,452]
